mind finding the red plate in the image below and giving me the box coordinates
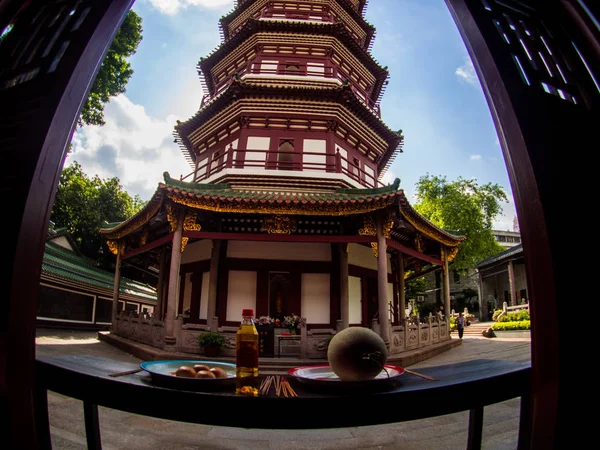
[288,364,404,392]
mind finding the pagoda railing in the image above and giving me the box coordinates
[203,60,381,117]
[180,146,382,188]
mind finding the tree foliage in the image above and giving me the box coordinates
[413,174,508,272]
[50,162,145,267]
[79,10,143,126]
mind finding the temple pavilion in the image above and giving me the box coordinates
[101,0,465,358]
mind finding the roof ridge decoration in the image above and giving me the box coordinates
[162,172,231,191]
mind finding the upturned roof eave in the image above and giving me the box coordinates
[199,19,388,96]
[220,0,375,43]
[397,193,466,247]
[174,81,401,158]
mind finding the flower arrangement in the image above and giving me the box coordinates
[283,313,300,330]
[257,315,274,326]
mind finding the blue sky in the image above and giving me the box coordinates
[68,0,517,230]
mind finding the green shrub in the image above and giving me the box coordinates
[497,310,530,322]
[197,332,225,348]
[492,309,503,321]
[491,320,530,331]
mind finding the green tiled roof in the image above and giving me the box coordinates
[162,172,401,201]
[42,241,156,302]
[476,244,523,269]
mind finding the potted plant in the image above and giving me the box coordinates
[197,332,225,357]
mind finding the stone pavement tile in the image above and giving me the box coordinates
[207,427,355,442]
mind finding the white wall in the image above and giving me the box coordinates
[200,272,210,320]
[51,236,74,251]
[181,239,212,264]
[363,164,375,185]
[335,144,348,171]
[301,273,330,323]
[348,243,392,273]
[228,241,331,261]
[303,139,326,172]
[226,270,257,321]
[246,136,270,165]
[348,275,362,324]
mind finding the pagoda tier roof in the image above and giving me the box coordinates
[220,0,375,48]
[174,79,403,175]
[199,19,388,100]
[234,0,367,14]
[99,174,464,250]
[42,240,157,302]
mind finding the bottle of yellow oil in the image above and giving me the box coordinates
[236,308,259,396]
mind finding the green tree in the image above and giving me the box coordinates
[50,162,145,267]
[79,10,143,126]
[413,174,508,272]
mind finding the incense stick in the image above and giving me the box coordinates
[404,368,437,381]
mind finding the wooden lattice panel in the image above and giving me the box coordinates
[0,1,93,90]
[481,0,599,105]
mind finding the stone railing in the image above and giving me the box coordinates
[113,311,165,349]
[112,313,451,359]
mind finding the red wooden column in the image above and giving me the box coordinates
[110,244,122,325]
[207,240,222,331]
[165,210,184,345]
[375,213,390,346]
[339,243,349,329]
[397,251,406,324]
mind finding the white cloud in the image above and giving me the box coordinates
[455,58,479,86]
[147,0,232,15]
[69,95,193,201]
[470,154,482,161]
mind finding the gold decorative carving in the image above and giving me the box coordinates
[107,240,125,256]
[166,191,394,216]
[107,240,119,255]
[261,216,297,234]
[181,212,202,252]
[415,233,424,253]
[166,205,179,232]
[139,232,148,247]
[447,246,459,262]
[358,215,394,257]
[358,215,379,257]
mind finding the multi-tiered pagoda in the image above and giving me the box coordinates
[101,0,464,359]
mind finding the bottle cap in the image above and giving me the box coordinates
[242,308,254,317]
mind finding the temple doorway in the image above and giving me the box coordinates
[268,272,291,321]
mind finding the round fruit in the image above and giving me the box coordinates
[327,327,388,381]
[209,367,228,378]
[175,366,197,378]
[195,370,216,378]
[193,364,210,372]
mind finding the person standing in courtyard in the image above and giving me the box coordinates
[456,312,465,339]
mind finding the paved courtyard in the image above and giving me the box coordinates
[36,328,531,450]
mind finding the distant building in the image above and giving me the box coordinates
[493,229,521,248]
[38,224,157,329]
[476,243,527,321]
[417,229,522,319]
